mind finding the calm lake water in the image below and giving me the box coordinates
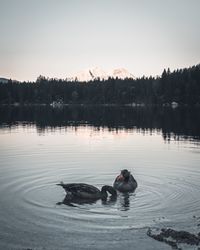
[0,106,200,250]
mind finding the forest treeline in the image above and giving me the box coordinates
[0,64,200,105]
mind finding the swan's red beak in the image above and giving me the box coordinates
[116,174,124,181]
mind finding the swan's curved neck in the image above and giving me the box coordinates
[101,185,117,197]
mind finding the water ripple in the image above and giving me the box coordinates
[0,125,200,249]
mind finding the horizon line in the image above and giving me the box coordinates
[1,63,200,82]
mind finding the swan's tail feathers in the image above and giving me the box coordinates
[56,182,65,187]
[56,183,72,193]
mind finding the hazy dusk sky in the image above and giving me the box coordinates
[0,0,200,81]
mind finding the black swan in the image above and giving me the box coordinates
[113,169,137,192]
[57,183,117,201]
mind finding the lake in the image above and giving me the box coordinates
[0,106,200,250]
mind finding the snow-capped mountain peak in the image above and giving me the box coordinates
[111,68,134,80]
[68,67,134,82]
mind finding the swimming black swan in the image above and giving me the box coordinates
[113,169,137,192]
[57,183,117,201]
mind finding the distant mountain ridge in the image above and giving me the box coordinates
[68,67,135,82]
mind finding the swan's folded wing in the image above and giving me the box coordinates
[57,183,100,194]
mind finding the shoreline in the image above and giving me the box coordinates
[0,103,198,108]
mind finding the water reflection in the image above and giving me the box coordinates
[56,195,98,207]
[1,106,200,250]
[119,193,131,211]
[0,105,200,142]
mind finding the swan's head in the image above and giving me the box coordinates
[116,169,131,181]
[120,169,131,181]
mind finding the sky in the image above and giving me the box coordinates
[0,0,200,81]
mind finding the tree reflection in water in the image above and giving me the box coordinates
[0,105,200,143]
